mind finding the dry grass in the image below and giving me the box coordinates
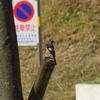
[19,0,100,100]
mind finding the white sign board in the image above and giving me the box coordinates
[76,84,100,100]
[12,0,39,46]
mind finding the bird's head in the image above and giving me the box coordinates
[49,40,54,44]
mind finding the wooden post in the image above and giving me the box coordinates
[28,57,56,100]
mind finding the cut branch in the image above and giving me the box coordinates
[28,57,56,100]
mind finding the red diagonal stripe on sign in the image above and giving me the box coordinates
[18,5,31,17]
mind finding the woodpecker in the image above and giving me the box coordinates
[46,40,57,65]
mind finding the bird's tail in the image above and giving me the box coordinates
[53,57,57,65]
[51,54,57,65]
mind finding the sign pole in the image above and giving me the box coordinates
[37,0,42,66]
[37,0,44,99]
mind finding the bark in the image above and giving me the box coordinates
[0,0,23,100]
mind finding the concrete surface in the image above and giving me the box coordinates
[76,84,100,100]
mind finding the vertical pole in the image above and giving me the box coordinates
[37,0,42,66]
[37,1,44,99]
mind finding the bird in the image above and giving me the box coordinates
[46,40,57,65]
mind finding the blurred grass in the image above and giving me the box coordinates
[19,0,100,100]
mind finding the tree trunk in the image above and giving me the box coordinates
[0,0,23,100]
[28,57,55,100]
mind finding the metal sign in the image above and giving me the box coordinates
[14,1,34,22]
[12,0,39,46]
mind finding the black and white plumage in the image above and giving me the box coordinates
[46,40,57,65]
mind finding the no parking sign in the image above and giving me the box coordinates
[14,1,34,22]
[12,0,39,46]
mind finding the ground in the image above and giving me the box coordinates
[19,0,100,100]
